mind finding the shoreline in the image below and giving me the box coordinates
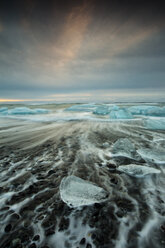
[0,118,165,248]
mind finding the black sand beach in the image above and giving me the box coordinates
[0,107,165,248]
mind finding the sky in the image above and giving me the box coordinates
[0,0,165,102]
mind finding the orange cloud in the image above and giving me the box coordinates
[55,1,92,68]
[0,99,26,102]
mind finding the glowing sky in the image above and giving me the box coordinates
[0,0,165,102]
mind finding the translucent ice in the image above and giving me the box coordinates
[0,107,8,113]
[145,118,165,130]
[111,138,139,160]
[2,107,50,115]
[93,106,110,115]
[117,164,160,178]
[109,108,133,119]
[137,148,165,164]
[128,105,165,117]
[60,175,108,207]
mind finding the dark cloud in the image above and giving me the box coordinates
[0,0,165,100]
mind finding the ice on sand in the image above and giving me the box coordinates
[60,175,108,207]
[93,106,110,115]
[111,138,139,159]
[128,105,165,117]
[109,108,133,119]
[145,118,165,130]
[0,107,8,113]
[0,107,49,115]
[117,164,160,178]
[138,148,165,164]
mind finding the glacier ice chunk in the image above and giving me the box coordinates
[145,118,165,130]
[109,108,133,119]
[137,148,165,165]
[117,164,160,178]
[128,105,165,117]
[7,107,49,115]
[60,175,108,207]
[93,106,110,115]
[0,107,8,113]
[109,105,120,111]
[111,138,139,160]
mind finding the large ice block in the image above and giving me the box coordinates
[145,118,165,130]
[112,138,137,158]
[109,108,133,119]
[137,148,165,164]
[129,105,165,116]
[60,175,108,207]
[0,107,8,113]
[5,107,49,115]
[117,164,160,178]
[93,106,110,115]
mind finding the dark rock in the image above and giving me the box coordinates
[110,177,118,184]
[1,206,10,211]
[107,163,116,170]
[116,198,134,212]
[91,233,97,240]
[48,170,55,176]
[45,228,55,236]
[33,234,40,241]
[36,207,45,212]
[11,213,20,220]
[23,220,31,228]
[94,203,102,209]
[93,233,106,245]
[36,214,44,221]
[161,225,165,233]
[29,185,35,191]
[5,223,12,232]
[42,216,56,228]
[4,161,10,166]
[64,240,71,248]
[116,210,125,218]
[12,238,21,248]
[80,238,86,245]
[58,217,70,231]
[86,244,92,248]
[29,243,37,248]
[18,227,34,243]
[0,187,4,193]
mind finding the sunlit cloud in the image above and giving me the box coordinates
[0,99,27,102]
[53,1,92,71]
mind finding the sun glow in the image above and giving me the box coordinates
[0,99,27,102]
